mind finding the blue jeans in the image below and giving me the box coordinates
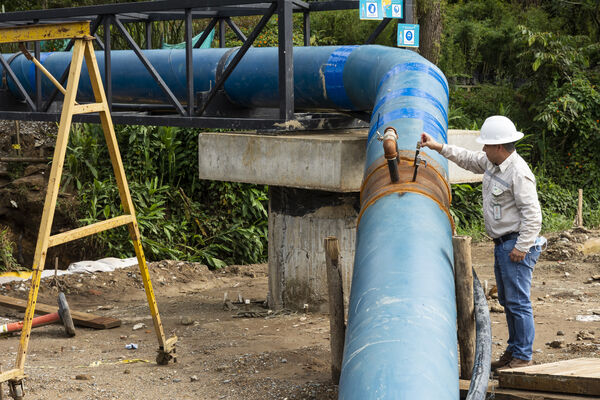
[494,238,541,361]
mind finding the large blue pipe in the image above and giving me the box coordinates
[0,45,456,398]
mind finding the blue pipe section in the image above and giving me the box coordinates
[0,45,455,399]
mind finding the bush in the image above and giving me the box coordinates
[64,124,268,268]
[0,227,19,272]
[450,183,483,230]
[448,84,523,130]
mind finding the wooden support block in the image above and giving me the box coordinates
[459,379,595,400]
[453,235,475,380]
[0,294,120,329]
[324,236,345,385]
[498,358,600,397]
[576,189,583,227]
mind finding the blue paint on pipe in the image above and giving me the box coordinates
[336,46,455,399]
[0,45,456,398]
[344,193,457,399]
[371,88,448,124]
[323,45,358,111]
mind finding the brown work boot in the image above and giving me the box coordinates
[491,350,512,370]
[497,357,533,371]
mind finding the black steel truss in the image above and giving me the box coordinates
[0,0,410,131]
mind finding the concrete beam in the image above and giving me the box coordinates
[198,129,483,191]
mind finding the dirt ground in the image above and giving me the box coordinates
[0,229,598,399]
[1,122,600,398]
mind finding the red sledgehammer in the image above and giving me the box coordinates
[0,292,75,337]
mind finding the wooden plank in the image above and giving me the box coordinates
[498,358,600,396]
[324,236,345,384]
[48,214,133,247]
[459,379,597,400]
[0,294,120,329]
[454,235,475,379]
[0,21,90,44]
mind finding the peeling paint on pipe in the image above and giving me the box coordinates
[0,45,456,398]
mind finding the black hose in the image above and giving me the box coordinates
[465,268,492,400]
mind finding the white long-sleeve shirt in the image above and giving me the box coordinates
[440,144,542,252]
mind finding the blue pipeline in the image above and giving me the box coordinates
[0,45,456,398]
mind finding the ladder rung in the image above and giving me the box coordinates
[72,102,105,115]
[48,215,134,248]
[0,368,25,383]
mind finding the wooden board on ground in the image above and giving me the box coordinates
[460,379,597,400]
[0,294,120,329]
[498,358,600,397]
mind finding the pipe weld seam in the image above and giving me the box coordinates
[358,158,454,230]
[361,152,451,199]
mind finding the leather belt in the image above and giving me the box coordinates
[493,232,519,245]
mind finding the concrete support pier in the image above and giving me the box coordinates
[268,186,358,311]
[198,129,482,309]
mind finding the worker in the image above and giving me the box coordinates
[420,115,543,370]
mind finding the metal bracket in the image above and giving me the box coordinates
[8,379,24,400]
[156,336,178,365]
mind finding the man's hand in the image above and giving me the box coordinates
[420,133,443,152]
[510,248,527,263]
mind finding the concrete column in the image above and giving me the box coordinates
[268,186,358,311]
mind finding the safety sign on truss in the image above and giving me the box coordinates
[383,0,404,18]
[397,23,419,48]
[360,0,383,20]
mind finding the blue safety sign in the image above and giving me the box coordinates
[397,23,419,48]
[384,0,403,19]
[360,0,383,20]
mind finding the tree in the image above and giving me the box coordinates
[417,0,444,64]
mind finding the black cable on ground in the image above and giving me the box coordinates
[465,268,492,400]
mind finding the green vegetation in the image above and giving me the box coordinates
[63,124,267,268]
[2,0,599,265]
[441,0,600,236]
[0,227,19,272]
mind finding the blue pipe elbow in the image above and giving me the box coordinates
[0,45,456,398]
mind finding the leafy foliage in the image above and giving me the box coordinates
[0,227,19,272]
[64,124,268,268]
[310,10,395,46]
[442,1,600,235]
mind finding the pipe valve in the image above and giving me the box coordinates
[412,141,427,182]
[378,127,400,183]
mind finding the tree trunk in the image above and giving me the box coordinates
[416,0,443,65]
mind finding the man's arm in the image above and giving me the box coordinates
[513,173,543,254]
[420,133,488,174]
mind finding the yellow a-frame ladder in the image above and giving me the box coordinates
[0,22,177,399]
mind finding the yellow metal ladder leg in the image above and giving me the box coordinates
[0,27,176,399]
[82,39,177,361]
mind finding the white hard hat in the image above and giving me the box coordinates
[476,116,524,145]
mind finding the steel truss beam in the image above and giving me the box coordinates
[0,1,385,131]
